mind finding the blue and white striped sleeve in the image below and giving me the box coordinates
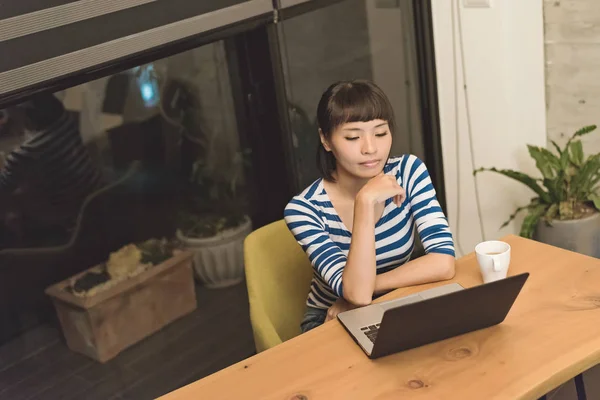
[0,150,25,192]
[284,198,346,297]
[402,156,455,257]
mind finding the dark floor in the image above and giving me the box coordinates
[0,282,255,400]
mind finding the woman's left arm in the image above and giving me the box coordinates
[374,253,454,294]
[374,156,456,294]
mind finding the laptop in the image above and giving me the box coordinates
[337,272,529,359]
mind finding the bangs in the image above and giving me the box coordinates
[319,81,395,134]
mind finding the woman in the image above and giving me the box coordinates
[0,93,104,247]
[284,80,456,333]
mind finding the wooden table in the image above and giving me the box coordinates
[160,235,600,400]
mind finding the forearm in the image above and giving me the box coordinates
[0,155,21,193]
[342,196,377,306]
[374,253,455,294]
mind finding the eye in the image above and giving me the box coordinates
[375,131,389,137]
[345,137,359,141]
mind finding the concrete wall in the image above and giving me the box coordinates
[544,0,600,154]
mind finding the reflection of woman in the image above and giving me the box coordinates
[284,80,456,332]
[0,109,9,169]
[0,93,104,247]
[0,109,8,131]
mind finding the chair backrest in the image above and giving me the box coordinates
[244,219,313,352]
[0,161,142,344]
[0,160,141,258]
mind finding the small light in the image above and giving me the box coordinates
[135,63,159,108]
[141,83,155,103]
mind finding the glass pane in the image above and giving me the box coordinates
[0,40,254,398]
[279,0,425,189]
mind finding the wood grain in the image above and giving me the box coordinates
[159,235,600,400]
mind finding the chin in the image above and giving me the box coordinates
[353,168,383,180]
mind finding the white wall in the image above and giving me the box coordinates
[431,0,547,256]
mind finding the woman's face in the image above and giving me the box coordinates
[321,119,392,180]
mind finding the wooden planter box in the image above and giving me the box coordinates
[45,251,196,363]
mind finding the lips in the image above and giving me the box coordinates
[360,160,380,168]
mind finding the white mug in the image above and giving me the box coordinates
[475,240,511,283]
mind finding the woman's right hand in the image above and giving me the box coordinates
[357,173,406,207]
[325,297,359,322]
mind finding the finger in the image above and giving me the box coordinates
[398,188,406,203]
[397,196,404,206]
[393,188,406,206]
[395,184,406,198]
[326,309,334,322]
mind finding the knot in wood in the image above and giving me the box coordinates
[289,395,308,400]
[449,346,472,359]
[408,379,425,389]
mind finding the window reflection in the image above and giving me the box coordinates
[279,0,425,189]
[0,40,255,399]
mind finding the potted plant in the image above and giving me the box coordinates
[45,239,196,362]
[474,125,600,258]
[156,77,254,287]
[175,147,252,288]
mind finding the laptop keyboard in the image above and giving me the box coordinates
[361,323,381,343]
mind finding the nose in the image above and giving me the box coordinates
[361,135,376,155]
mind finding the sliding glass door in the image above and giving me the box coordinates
[275,0,426,190]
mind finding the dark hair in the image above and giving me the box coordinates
[316,80,395,181]
[18,92,65,131]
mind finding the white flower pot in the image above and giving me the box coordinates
[534,211,600,258]
[176,216,252,288]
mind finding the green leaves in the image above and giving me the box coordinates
[519,204,548,239]
[474,125,599,239]
[571,153,600,201]
[500,205,529,229]
[559,200,575,220]
[589,193,600,211]
[550,140,563,156]
[560,147,570,171]
[474,167,552,204]
[564,125,597,153]
[542,177,566,203]
[527,145,561,179]
[571,125,597,141]
[544,203,559,225]
[569,140,584,167]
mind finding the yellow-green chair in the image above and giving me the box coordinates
[244,219,313,353]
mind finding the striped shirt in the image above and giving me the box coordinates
[284,155,455,309]
[0,110,103,212]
